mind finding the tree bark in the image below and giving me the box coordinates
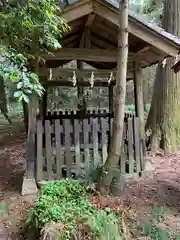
[26,60,39,178]
[22,100,28,133]
[98,0,129,194]
[146,0,180,154]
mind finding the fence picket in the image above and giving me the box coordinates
[83,119,90,168]
[74,120,81,176]
[101,118,107,164]
[92,118,99,166]
[64,119,72,177]
[133,117,141,173]
[127,118,134,174]
[36,120,43,181]
[55,119,62,178]
[120,127,126,174]
[45,120,52,180]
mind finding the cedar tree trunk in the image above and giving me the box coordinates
[146,0,180,154]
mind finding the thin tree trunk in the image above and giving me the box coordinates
[98,0,129,194]
[26,60,39,178]
[22,100,28,134]
[146,0,180,154]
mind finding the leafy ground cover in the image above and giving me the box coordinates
[27,180,121,239]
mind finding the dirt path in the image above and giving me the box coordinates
[1,121,180,238]
[0,121,35,239]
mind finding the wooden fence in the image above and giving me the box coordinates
[36,114,144,182]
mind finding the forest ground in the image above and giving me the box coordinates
[1,118,180,239]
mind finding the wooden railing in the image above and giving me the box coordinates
[35,112,144,182]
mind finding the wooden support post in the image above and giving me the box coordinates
[134,64,144,138]
[77,60,86,113]
[134,63,146,175]
[42,86,47,118]
[108,83,113,151]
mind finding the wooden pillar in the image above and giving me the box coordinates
[108,83,113,151]
[42,86,47,118]
[134,64,145,138]
[77,60,86,113]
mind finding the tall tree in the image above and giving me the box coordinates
[98,0,129,194]
[146,0,180,154]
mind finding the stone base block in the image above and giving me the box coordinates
[21,178,38,196]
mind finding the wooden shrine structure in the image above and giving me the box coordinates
[22,0,180,194]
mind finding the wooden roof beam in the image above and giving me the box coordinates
[62,0,93,23]
[79,14,95,48]
[91,35,116,49]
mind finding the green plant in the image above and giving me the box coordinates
[0,47,44,102]
[0,0,69,102]
[29,179,121,239]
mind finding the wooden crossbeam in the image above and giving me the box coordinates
[41,48,118,62]
[39,68,117,78]
[39,67,134,80]
[41,79,116,87]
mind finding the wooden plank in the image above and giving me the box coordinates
[127,118,134,174]
[42,80,116,87]
[83,119,90,167]
[101,118,107,164]
[41,48,118,62]
[140,140,144,172]
[45,120,52,180]
[39,67,117,79]
[64,119,72,177]
[92,118,99,167]
[74,120,81,176]
[120,127,126,175]
[134,66,145,139]
[133,117,141,173]
[62,0,93,23]
[36,120,43,181]
[55,119,62,179]
[79,14,95,48]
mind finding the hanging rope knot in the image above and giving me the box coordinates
[175,54,179,64]
[108,72,113,85]
[72,71,77,87]
[162,58,167,68]
[90,71,94,88]
[49,68,52,80]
